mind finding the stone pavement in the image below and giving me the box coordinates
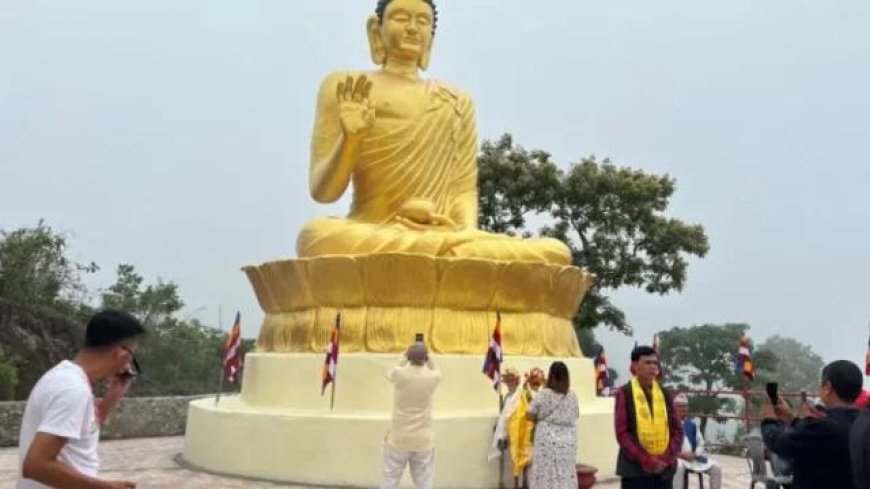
[0,436,752,488]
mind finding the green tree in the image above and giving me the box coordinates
[100,265,228,396]
[755,335,825,393]
[0,221,97,310]
[478,134,709,334]
[658,323,777,433]
[101,264,182,327]
[478,136,562,235]
[0,349,19,400]
[576,328,601,358]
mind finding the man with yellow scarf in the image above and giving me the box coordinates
[614,345,683,488]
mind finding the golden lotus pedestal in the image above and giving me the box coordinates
[182,254,618,487]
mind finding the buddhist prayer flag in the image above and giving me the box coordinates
[736,333,755,381]
[594,346,611,396]
[321,313,341,395]
[222,312,243,383]
[482,312,503,389]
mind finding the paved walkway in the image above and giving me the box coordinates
[0,437,752,488]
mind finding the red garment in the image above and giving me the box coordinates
[856,390,869,409]
[614,383,683,472]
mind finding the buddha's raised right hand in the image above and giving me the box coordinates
[337,75,374,138]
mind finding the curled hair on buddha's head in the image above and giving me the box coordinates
[375,0,439,34]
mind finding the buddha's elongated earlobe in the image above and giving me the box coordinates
[419,35,433,71]
[366,16,386,66]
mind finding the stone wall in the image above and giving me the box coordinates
[0,395,206,447]
[0,401,25,447]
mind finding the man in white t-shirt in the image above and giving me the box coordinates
[381,336,441,489]
[17,309,145,489]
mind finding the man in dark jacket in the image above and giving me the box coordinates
[762,360,862,489]
[614,346,683,489]
[850,405,870,489]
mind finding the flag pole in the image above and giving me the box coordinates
[330,370,337,411]
[496,365,506,489]
[329,312,341,411]
[496,311,505,489]
[215,305,224,406]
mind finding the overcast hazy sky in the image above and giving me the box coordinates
[3,0,869,379]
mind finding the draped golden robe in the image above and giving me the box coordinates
[297,80,570,265]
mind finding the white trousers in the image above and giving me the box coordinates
[381,443,435,489]
[673,460,722,489]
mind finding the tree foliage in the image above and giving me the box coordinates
[0,349,18,400]
[478,134,709,334]
[0,221,242,399]
[755,335,825,393]
[0,220,97,312]
[101,264,183,328]
[658,323,777,433]
[99,264,229,397]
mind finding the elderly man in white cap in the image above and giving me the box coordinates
[672,393,722,489]
[381,334,441,489]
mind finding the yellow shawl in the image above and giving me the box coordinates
[630,377,669,456]
[508,388,534,476]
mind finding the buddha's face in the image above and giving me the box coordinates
[379,0,434,62]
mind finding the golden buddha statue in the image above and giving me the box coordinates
[297,0,570,265]
[185,7,611,485]
[242,0,595,356]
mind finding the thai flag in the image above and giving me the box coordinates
[223,312,243,383]
[482,312,502,389]
[594,346,611,396]
[321,312,341,395]
[736,333,755,381]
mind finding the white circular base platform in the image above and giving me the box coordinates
[182,354,617,488]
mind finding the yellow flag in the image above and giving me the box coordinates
[508,389,535,477]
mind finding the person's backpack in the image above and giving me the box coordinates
[850,406,870,489]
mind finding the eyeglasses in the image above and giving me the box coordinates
[120,346,142,377]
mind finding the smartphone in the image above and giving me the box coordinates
[766,382,779,404]
[415,333,424,342]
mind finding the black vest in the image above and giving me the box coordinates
[616,381,677,479]
[850,406,870,489]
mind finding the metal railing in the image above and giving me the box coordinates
[678,387,810,440]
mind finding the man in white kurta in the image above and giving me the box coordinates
[487,368,522,463]
[381,342,441,489]
[487,367,523,485]
[672,394,722,489]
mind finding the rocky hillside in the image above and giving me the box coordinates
[0,299,83,400]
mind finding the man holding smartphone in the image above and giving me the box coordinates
[762,360,862,489]
[381,334,441,489]
[17,309,144,489]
